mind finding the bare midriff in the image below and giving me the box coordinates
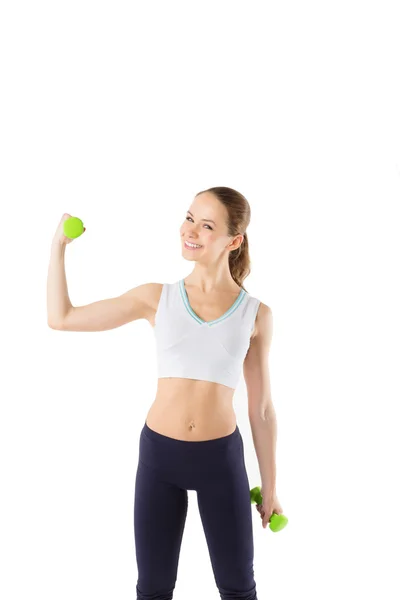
[145,377,238,441]
[146,319,256,442]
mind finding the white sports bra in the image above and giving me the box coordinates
[153,279,261,390]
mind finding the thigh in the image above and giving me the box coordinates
[196,450,257,597]
[134,459,188,598]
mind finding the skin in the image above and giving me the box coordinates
[179,191,245,296]
[47,196,283,528]
[180,193,283,528]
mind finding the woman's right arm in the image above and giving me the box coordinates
[47,214,155,332]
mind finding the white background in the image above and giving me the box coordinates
[1,1,399,598]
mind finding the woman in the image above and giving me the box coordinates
[47,186,283,600]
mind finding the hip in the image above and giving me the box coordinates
[137,419,245,491]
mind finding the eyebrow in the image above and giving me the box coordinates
[187,210,216,226]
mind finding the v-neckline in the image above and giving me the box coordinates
[179,279,247,326]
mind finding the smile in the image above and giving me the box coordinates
[184,241,203,249]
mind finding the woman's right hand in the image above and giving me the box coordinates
[52,213,86,247]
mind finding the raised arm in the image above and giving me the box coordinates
[49,281,156,332]
[46,213,156,332]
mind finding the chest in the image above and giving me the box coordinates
[154,309,253,363]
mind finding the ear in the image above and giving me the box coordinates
[228,234,244,250]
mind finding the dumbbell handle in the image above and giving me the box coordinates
[250,486,288,532]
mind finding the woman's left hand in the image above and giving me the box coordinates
[256,490,283,529]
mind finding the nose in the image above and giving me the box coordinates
[182,222,200,240]
[186,228,199,239]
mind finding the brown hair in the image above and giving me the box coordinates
[195,186,252,292]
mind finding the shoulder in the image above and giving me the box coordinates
[140,282,167,327]
[140,282,165,306]
[251,300,272,340]
[127,282,163,302]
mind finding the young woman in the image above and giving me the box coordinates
[47,186,283,600]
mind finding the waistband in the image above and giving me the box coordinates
[142,420,240,449]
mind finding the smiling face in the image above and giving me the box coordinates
[180,192,243,263]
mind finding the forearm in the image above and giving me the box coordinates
[47,242,73,326]
[249,406,277,496]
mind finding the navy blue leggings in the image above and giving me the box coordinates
[133,421,258,600]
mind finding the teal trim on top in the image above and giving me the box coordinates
[179,279,247,326]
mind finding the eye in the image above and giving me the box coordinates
[186,216,213,230]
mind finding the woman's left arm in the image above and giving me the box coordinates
[243,303,277,496]
[244,303,283,527]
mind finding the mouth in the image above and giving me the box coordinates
[184,240,203,250]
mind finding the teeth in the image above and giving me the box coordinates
[185,241,202,248]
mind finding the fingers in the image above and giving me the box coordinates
[256,505,266,519]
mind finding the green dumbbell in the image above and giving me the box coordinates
[250,486,288,532]
[63,216,85,239]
